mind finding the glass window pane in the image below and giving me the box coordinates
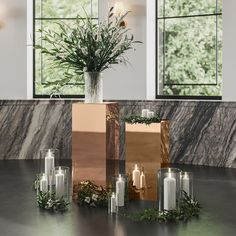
[158,0,164,18]
[162,84,222,96]
[40,0,96,18]
[163,0,216,17]
[35,20,85,96]
[160,16,218,87]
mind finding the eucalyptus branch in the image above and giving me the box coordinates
[37,191,69,213]
[124,115,161,125]
[35,7,141,93]
[123,192,201,223]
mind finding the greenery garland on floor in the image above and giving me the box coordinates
[123,192,201,222]
[124,115,161,125]
[74,181,111,207]
[37,191,69,213]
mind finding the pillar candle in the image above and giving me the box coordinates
[147,111,154,118]
[40,174,48,193]
[116,174,125,206]
[164,170,176,210]
[182,172,190,196]
[132,164,140,189]
[55,167,65,198]
[45,149,55,177]
[141,109,149,118]
[110,192,116,213]
[140,171,146,189]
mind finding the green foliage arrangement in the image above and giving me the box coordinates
[74,181,111,207]
[124,115,161,125]
[124,192,201,222]
[37,191,69,213]
[159,0,222,96]
[35,7,141,93]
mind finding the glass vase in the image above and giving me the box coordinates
[158,168,181,211]
[84,72,103,103]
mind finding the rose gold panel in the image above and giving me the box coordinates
[125,121,170,201]
[161,120,170,167]
[72,103,119,193]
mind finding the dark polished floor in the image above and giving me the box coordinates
[0,160,236,236]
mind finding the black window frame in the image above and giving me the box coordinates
[155,0,223,100]
[33,0,98,99]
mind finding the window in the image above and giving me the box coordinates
[156,0,222,99]
[33,0,99,98]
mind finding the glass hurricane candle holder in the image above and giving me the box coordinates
[54,166,70,201]
[40,149,59,181]
[180,171,193,198]
[158,168,181,211]
[111,174,128,207]
[108,192,117,214]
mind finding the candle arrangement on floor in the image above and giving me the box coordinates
[34,149,70,212]
[122,167,200,222]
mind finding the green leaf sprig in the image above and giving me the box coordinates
[124,192,201,222]
[74,181,111,208]
[124,115,161,125]
[37,191,69,213]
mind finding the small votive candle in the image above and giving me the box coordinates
[141,109,149,118]
[147,111,155,118]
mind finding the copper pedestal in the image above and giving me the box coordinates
[72,103,119,191]
[125,120,170,201]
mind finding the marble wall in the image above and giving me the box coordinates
[0,100,236,168]
[0,100,71,160]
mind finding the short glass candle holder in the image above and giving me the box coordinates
[111,174,129,207]
[180,171,193,198]
[40,149,59,180]
[158,168,181,211]
[54,166,70,201]
[38,172,49,193]
[108,192,118,214]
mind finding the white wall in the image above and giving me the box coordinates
[101,0,146,100]
[0,0,27,99]
[0,0,235,101]
[222,0,236,101]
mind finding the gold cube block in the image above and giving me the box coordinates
[72,103,119,190]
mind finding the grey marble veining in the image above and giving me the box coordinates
[0,100,72,160]
[0,100,236,168]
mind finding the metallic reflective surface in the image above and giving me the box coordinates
[0,160,236,236]
[72,103,119,188]
[125,121,170,201]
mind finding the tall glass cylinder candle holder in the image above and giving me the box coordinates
[40,149,59,181]
[158,168,181,211]
[54,166,70,201]
[111,174,128,207]
[181,171,193,198]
